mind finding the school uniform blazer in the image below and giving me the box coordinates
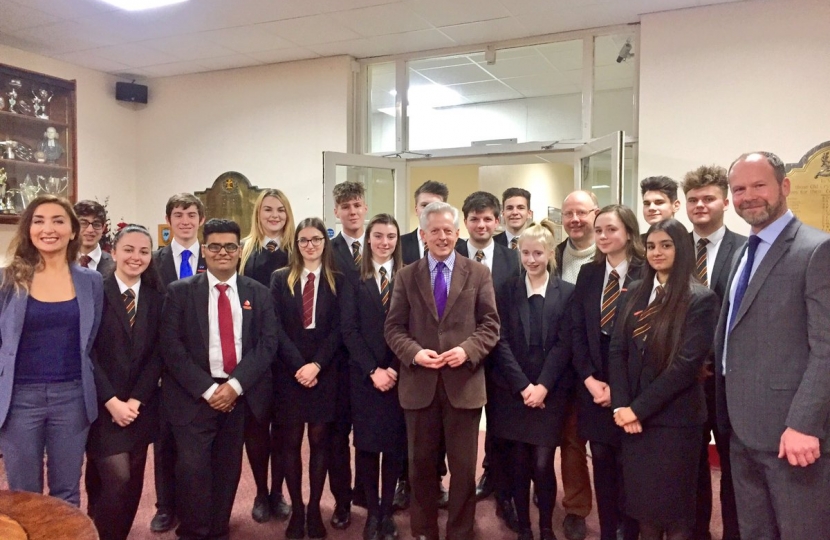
[609,281,718,427]
[0,264,104,428]
[242,244,289,287]
[159,272,279,425]
[493,274,575,395]
[331,233,361,288]
[572,259,645,383]
[97,251,115,277]
[400,229,422,266]
[384,254,500,410]
[492,231,508,247]
[88,274,163,457]
[341,276,399,378]
[454,239,521,293]
[153,244,206,287]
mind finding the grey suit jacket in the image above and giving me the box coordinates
[0,265,104,428]
[714,217,830,451]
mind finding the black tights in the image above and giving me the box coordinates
[281,422,330,510]
[639,522,692,540]
[590,441,639,540]
[243,413,271,498]
[90,448,148,540]
[512,442,556,531]
[356,450,402,518]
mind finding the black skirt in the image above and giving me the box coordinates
[577,334,621,446]
[350,366,406,456]
[621,424,702,527]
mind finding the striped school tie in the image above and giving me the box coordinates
[632,285,665,340]
[696,238,709,287]
[352,241,362,266]
[475,249,485,263]
[600,270,621,334]
[379,267,390,313]
[510,237,518,250]
[122,289,136,328]
[266,240,278,252]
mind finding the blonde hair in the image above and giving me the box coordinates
[239,189,296,275]
[517,218,558,273]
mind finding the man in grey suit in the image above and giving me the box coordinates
[714,151,830,539]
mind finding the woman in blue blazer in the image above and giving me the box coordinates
[0,195,103,507]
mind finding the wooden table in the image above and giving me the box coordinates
[0,490,98,540]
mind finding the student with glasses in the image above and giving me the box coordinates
[609,219,718,540]
[74,200,114,276]
[270,217,345,540]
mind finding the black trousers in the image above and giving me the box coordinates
[590,441,638,540]
[171,400,246,540]
[154,406,177,516]
[90,446,149,540]
[328,420,353,508]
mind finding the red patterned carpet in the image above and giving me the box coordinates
[0,432,726,539]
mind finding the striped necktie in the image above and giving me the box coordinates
[600,270,621,334]
[379,267,390,313]
[475,249,485,263]
[266,240,278,252]
[510,237,518,250]
[696,238,710,287]
[352,241,362,266]
[302,273,315,328]
[122,289,136,328]
[632,285,665,340]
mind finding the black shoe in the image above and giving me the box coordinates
[330,503,351,530]
[540,528,557,540]
[363,515,380,540]
[307,505,327,539]
[496,497,520,533]
[270,492,292,521]
[252,494,272,523]
[380,514,398,540]
[562,514,587,540]
[150,512,176,533]
[353,487,368,509]
[475,470,494,501]
[392,480,410,511]
[437,483,449,509]
[285,505,305,539]
[518,529,534,540]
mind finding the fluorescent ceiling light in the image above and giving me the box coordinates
[99,0,188,11]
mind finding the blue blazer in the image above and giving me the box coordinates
[0,264,104,428]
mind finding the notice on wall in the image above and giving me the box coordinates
[786,142,830,233]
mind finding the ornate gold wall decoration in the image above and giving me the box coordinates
[195,171,264,238]
[786,142,830,233]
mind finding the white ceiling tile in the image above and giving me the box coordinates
[260,15,362,46]
[9,0,117,22]
[409,54,481,71]
[312,0,401,13]
[137,60,210,77]
[360,29,456,57]
[513,8,589,37]
[147,35,237,61]
[449,79,511,97]
[91,43,180,67]
[0,1,62,32]
[246,47,321,64]
[477,55,554,80]
[501,0,604,17]
[5,21,125,54]
[196,54,264,71]
[53,50,131,72]
[404,0,511,27]
[464,89,523,103]
[417,63,493,85]
[330,4,432,38]
[502,74,580,96]
[200,26,296,53]
[438,17,529,46]
[306,38,377,58]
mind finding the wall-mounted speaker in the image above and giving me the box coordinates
[116,82,148,104]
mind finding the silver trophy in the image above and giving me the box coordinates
[32,88,53,119]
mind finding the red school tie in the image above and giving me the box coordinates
[302,273,315,328]
[216,284,238,374]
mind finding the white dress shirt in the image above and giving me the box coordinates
[525,272,549,298]
[372,259,394,291]
[467,239,495,273]
[261,236,282,250]
[202,271,243,400]
[648,275,666,304]
[114,273,141,306]
[81,244,103,271]
[340,232,364,256]
[170,238,200,279]
[601,258,629,310]
[301,267,322,329]
[693,225,726,288]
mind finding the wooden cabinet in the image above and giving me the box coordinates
[0,63,77,224]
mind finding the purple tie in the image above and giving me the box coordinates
[434,261,447,319]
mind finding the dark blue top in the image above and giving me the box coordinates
[15,297,82,384]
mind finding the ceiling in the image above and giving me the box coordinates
[0,0,744,79]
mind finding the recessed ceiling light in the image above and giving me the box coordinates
[99,0,188,11]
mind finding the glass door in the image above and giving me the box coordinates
[322,152,407,235]
[574,131,624,207]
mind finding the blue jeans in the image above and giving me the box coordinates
[0,380,90,506]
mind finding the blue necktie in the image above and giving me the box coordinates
[180,249,193,278]
[433,262,447,319]
[729,235,761,331]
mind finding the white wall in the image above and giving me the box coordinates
[134,56,352,231]
[638,0,830,235]
[0,44,138,250]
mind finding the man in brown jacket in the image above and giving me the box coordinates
[385,201,500,540]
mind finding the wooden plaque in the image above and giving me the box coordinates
[786,141,830,233]
[194,171,264,238]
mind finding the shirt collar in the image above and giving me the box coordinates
[84,244,102,264]
[372,258,394,277]
[114,273,141,298]
[171,237,200,257]
[605,258,629,281]
[651,275,666,296]
[261,236,282,250]
[754,210,794,247]
[302,266,322,281]
[525,272,549,297]
[207,271,238,291]
[466,239,494,261]
[693,225,726,246]
[428,249,456,271]
[341,231,363,251]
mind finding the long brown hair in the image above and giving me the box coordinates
[620,219,697,372]
[240,189,296,274]
[361,214,403,281]
[2,195,81,292]
[591,204,645,264]
[286,217,337,295]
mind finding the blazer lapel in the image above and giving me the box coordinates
[71,266,95,353]
[131,288,150,362]
[4,291,28,355]
[195,275,210,351]
[414,258,439,322]
[237,278,253,353]
[711,229,736,289]
[541,277,562,344]
[366,276,385,315]
[517,280,531,346]
[104,276,132,339]
[442,258,469,318]
[732,219,797,328]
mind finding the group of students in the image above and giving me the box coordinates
[0,149,827,540]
